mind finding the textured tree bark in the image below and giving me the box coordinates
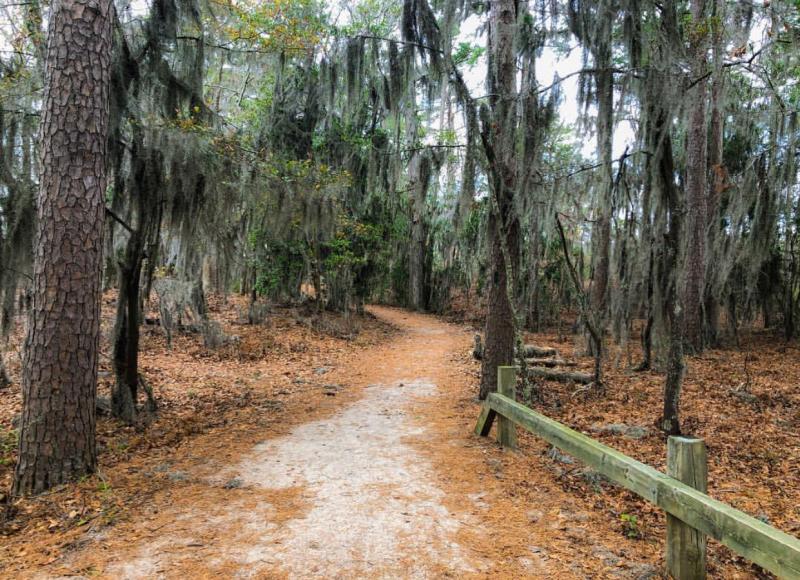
[590,19,614,328]
[705,0,726,346]
[660,120,685,436]
[481,210,520,399]
[13,0,113,496]
[479,0,519,400]
[683,0,709,353]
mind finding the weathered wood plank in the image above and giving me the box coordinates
[667,436,708,580]
[496,366,517,449]
[474,404,496,437]
[486,393,800,578]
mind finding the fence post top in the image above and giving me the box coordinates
[668,435,705,445]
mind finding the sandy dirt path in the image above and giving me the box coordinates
[34,307,661,579]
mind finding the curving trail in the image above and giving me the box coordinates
[41,307,657,579]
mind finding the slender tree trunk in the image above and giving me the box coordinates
[591,39,614,326]
[480,0,519,399]
[112,228,144,423]
[637,98,659,371]
[311,240,323,313]
[663,302,685,435]
[660,120,685,436]
[0,356,9,389]
[638,246,655,371]
[13,0,113,496]
[408,151,430,311]
[683,0,709,353]
[705,0,725,346]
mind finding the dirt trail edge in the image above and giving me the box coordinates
[38,307,659,579]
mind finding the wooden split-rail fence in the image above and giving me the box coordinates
[474,366,800,580]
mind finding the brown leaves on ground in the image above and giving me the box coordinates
[0,298,797,579]
[0,292,395,575]
[479,325,798,579]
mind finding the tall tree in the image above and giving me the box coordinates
[408,148,432,311]
[479,0,521,399]
[568,0,617,339]
[683,0,710,352]
[704,0,726,345]
[13,0,113,495]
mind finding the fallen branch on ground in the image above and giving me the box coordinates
[522,344,558,358]
[527,367,592,384]
[526,357,577,368]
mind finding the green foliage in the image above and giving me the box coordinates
[325,216,381,270]
[333,0,401,37]
[219,0,327,52]
[452,42,485,67]
[253,238,307,298]
[620,513,642,539]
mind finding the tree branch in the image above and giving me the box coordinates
[105,207,135,234]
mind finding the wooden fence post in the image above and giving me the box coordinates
[666,436,708,580]
[496,366,517,449]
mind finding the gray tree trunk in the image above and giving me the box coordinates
[590,14,614,327]
[705,0,725,345]
[683,0,709,353]
[408,151,430,311]
[480,0,520,399]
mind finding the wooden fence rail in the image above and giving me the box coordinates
[474,366,800,580]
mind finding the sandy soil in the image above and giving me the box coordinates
[27,307,500,578]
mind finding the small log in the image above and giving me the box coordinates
[527,367,592,384]
[522,344,558,358]
[526,357,577,368]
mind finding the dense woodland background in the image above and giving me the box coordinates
[0,0,798,512]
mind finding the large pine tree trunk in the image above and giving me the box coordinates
[683,0,709,353]
[481,211,520,399]
[479,0,519,399]
[13,0,113,496]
